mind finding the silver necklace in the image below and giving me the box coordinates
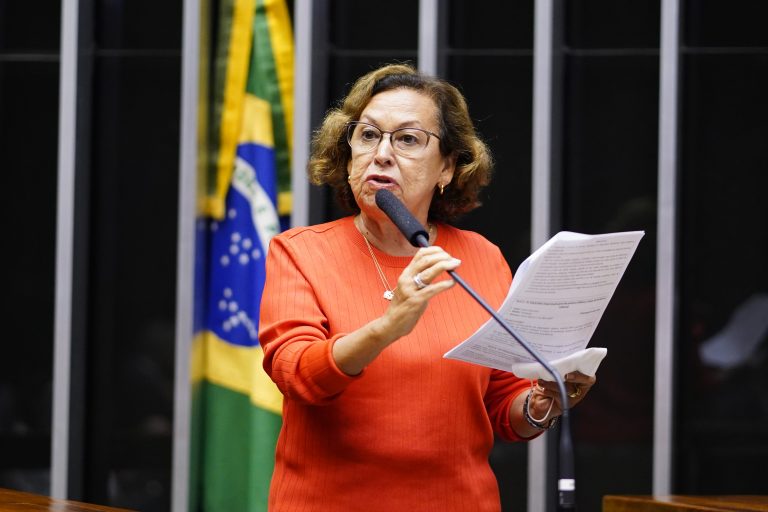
[357,217,435,301]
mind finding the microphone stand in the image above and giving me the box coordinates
[412,232,576,510]
[374,189,576,509]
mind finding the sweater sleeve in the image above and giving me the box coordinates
[480,243,544,441]
[259,234,361,405]
[484,370,539,441]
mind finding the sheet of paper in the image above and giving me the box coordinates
[444,230,644,379]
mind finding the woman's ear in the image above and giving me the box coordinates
[440,153,457,186]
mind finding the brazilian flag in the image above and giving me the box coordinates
[192,0,292,510]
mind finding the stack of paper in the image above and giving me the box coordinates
[444,230,644,380]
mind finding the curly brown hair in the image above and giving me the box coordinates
[307,63,494,222]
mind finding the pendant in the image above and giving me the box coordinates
[383,290,394,301]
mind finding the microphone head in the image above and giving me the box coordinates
[374,189,429,247]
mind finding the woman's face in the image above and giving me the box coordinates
[347,88,455,223]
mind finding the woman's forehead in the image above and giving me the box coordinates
[360,89,438,128]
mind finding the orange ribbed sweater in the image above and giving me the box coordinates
[259,216,532,512]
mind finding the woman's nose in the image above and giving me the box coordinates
[374,133,395,163]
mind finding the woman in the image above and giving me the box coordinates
[259,64,595,511]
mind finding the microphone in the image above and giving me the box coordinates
[373,188,429,247]
[375,188,577,510]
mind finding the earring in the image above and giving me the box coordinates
[439,183,445,195]
[348,175,352,182]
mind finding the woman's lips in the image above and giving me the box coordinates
[366,174,396,187]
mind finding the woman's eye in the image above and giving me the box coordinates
[397,133,419,146]
[360,129,379,141]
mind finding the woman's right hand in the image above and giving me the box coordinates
[380,246,461,340]
[332,245,460,376]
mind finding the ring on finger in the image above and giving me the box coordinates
[568,385,582,399]
[413,273,428,289]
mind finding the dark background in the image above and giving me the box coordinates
[1,1,766,510]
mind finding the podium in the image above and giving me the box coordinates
[0,488,136,511]
[603,495,768,511]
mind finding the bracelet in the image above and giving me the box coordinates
[523,390,558,430]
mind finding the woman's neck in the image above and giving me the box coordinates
[354,213,434,257]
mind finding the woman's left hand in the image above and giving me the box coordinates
[528,371,596,419]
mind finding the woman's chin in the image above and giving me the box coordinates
[364,181,398,194]
[357,190,391,216]
[359,183,399,204]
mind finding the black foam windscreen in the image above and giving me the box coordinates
[374,189,429,247]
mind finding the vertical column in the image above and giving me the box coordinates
[171,0,202,509]
[654,0,679,496]
[291,0,314,229]
[418,0,439,76]
[51,0,80,500]
[531,0,554,249]
[529,0,555,510]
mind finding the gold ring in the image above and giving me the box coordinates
[568,385,582,399]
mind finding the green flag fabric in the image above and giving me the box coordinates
[193,0,293,510]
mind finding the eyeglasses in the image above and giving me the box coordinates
[346,121,441,158]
